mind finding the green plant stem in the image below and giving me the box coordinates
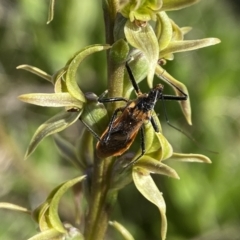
[84,1,120,239]
[84,157,116,240]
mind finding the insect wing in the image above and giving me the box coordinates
[96,113,141,158]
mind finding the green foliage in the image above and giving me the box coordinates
[0,0,239,240]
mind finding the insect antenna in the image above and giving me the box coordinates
[157,71,188,99]
[159,94,217,154]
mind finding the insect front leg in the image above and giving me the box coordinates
[150,115,160,133]
[104,107,124,143]
[98,93,128,104]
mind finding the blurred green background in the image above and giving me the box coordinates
[0,0,240,239]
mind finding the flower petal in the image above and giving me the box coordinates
[171,152,212,163]
[160,38,221,57]
[65,44,111,102]
[155,64,192,125]
[109,221,135,240]
[27,229,63,240]
[47,0,55,24]
[17,65,52,82]
[0,203,30,213]
[124,20,159,87]
[132,169,167,240]
[136,156,179,178]
[155,12,173,51]
[25,111,82,159]
[161,0,200,11]
[18,93,84,109]
[48,176,86,233]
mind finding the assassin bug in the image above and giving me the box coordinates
[96,61,188,164]
[83,61,188,166]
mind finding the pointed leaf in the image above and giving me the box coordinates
[0,202,30,213]
[109,221,135,240]
[136,156,179,179]
[155,64,192,125]
[27,229,63,240]
[65,44,111,102]
[48,176,86,233]
[132,169,167,240]
[17,65,52,82]
[161,0,200,11]
[54,134,84,169]
[124,20,159,87]
[25,111,82,159]
[171,152,212,163]
[18,93,84,109]
[75,128,94,168]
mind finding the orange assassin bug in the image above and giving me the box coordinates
[82,61,188,166]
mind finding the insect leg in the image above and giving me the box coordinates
[80,119,101,141]
[159,94,191,136]
[150,115,160,133]
[125,61,142,95]
[162,94,187,101]
[98,91,128,103]
[98,97,128,103]
[104,107,124,142]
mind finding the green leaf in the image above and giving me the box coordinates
[170,152,212,163]
[75,128,94,168]
[25,111,82,159]
[54,134,84,170]
[124,20,159,87]
[109,221,135,240]
[65,44,111,103]
[18,93,84,109]
[155,64,192,125]
[27,229,63,240]
[17,65,52,82]
[161,0,200,11]
[136,156,179,179]
[0,202,30,213]
[48,176,86,233]
[132,169,167,240]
